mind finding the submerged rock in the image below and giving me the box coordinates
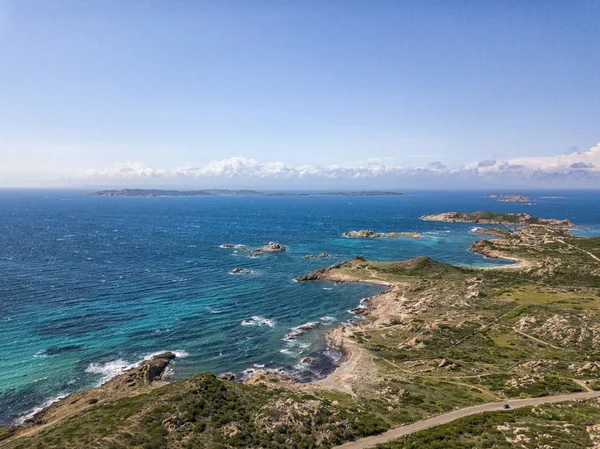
[303,253,329,259]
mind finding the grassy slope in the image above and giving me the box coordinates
[1,374,387,449]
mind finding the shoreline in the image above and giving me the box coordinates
[3,213,563,434]
[13,243,524,425]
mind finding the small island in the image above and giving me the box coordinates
[257,242,286,252]
[484,194,532,203]
[344,229,421,239]
[421,211,574,227]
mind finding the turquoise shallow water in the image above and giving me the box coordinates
[0,189,599,424]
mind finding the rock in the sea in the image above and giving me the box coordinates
[229,267,255,275]
[283,322,322,341]
[301,357,314,364]
[220,244,236,248]
[258,242,286,252]
[303,253,329,259]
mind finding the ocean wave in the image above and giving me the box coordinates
[320,316,336,322]
[280,348,300,357]
[241,316,275,327]
[15,394,68,424]
[85,358,138,385]
[206,306,225,314]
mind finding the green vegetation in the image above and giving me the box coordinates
[2,374,387,449]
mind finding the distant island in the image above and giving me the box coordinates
[89,189,407,197]
[344,229,421,239]
[484,194,532,203]
[421,211,574,227]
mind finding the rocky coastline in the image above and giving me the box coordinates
[20,352,176,429]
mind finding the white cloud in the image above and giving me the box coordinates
[472,143,600,174]
[25,141,600,188]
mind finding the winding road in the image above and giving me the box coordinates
[334,391,600,449]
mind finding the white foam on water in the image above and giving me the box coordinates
[241,316,275,327]
[85,359,137,385]
[280,348,299,356]
[14,394,68,424]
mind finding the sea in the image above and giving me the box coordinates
[1,189,599,425]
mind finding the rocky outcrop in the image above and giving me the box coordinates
[422,211,574,227]
[469,240,507,259]
[344,230,421,238]
[25,352,176,426]
[283,322,322,341]
[218,372,236,381]
[294,259,353,282]
[258,242,286,252]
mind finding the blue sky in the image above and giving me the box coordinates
[0,0,599,188]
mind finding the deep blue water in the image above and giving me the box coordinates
[0,189,599,424]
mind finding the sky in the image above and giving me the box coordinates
[0,0,599,189]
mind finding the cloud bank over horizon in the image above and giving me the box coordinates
[3,143,600,189]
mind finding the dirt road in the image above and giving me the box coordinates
[334,391,600,449]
